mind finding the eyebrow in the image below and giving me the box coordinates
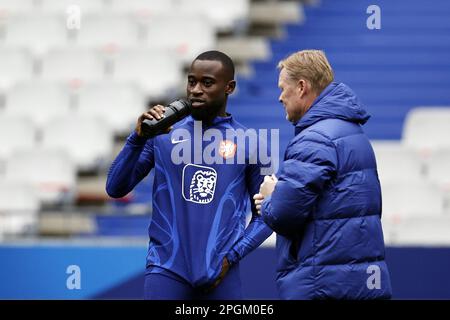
[188,74,216,80]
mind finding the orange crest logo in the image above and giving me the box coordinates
[218,140,237,159]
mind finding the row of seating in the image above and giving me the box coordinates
[0,81,147,133]
[0,47,184,97]
[0,180,39,238]
[0,13,216,61]
[0,0,249,32]
[373,142,450,186]
[0,115,114,170]
[230,0,450,142]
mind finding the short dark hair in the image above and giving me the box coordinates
[194,50,235,81]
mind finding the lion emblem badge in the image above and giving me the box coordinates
[182,164,217,204]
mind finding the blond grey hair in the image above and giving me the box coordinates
[278,49,334,94]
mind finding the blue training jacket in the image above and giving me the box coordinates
[106,115,273,287]
[261,82,392,299]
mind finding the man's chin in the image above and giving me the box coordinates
[191,110,214,124]
[191,110,208,121]
[286,113,301,124]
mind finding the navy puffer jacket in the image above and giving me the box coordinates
[261,82,392,300]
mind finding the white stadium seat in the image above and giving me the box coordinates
[4,81,71,127]
[109,0,174,16]
[77,81,146,134]
[0,0,35,16]
[426,150,450,215]
[76,14,140,50]
[390,217,450,246]
[41,48,105,85]
[381,182,444,224]
[41,115,114,171]
[403,107,450,155]
[112,48,183,97]
[0,180,39,238]
[426,150,450,189]
[3,14,67,54]
[0,115,36,160]
[144,13,216,63]
[176,0,250,32]
[39,0,105,15]
[4,148,76,205]
[0,47,33,88]
[372,140,423,184]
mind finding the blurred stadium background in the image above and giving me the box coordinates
[1,0,450,299]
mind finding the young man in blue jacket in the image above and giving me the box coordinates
[254,50,392,299]
[106,51,273,299]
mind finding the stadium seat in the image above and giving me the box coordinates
[426,151,450,214]
[4,148,76,205]
[4,81,71,127]
[109,0,174,17]
[403,107,450,156]
[143,13,216,63]
[371,140,424,184]
[0,180,39,238]
[77,81,146,134]
[0,115,36,161]
[41,48,105,86]
[387,217,450,246]
[76,14,140,50]
[0,47,33,88]
[426,150,450,189]
[0,0,35,16]
[39,0,105,14]
[112,48,183,98]
[176,0,250,32]
[41,115,114,171]
[381,182,444,224]
[3,14,67,54]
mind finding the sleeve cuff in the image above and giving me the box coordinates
[127,131,148,146]
[260,195,272,217]
[226,249,240,266]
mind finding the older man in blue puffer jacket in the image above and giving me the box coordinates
[254,50,392,300]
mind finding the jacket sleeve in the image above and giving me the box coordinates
[226,145,274,265]
[261,131,337,237]
[105,131,155,198]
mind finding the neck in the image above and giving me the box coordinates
[305,93,319,112]
[217,103,227,117]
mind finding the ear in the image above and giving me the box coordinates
[297,79,308,98]
[225,80,236,95]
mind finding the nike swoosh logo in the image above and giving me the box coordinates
[171,138,189,144]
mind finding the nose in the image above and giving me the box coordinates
[191,82,203,96]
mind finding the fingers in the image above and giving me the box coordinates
[253,193,264,200]
[145,105,166,121]
[264,174,277,183]
[253,193,264,214]
[136,105,166,136]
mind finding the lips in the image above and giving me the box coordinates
[190,99,206,108]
